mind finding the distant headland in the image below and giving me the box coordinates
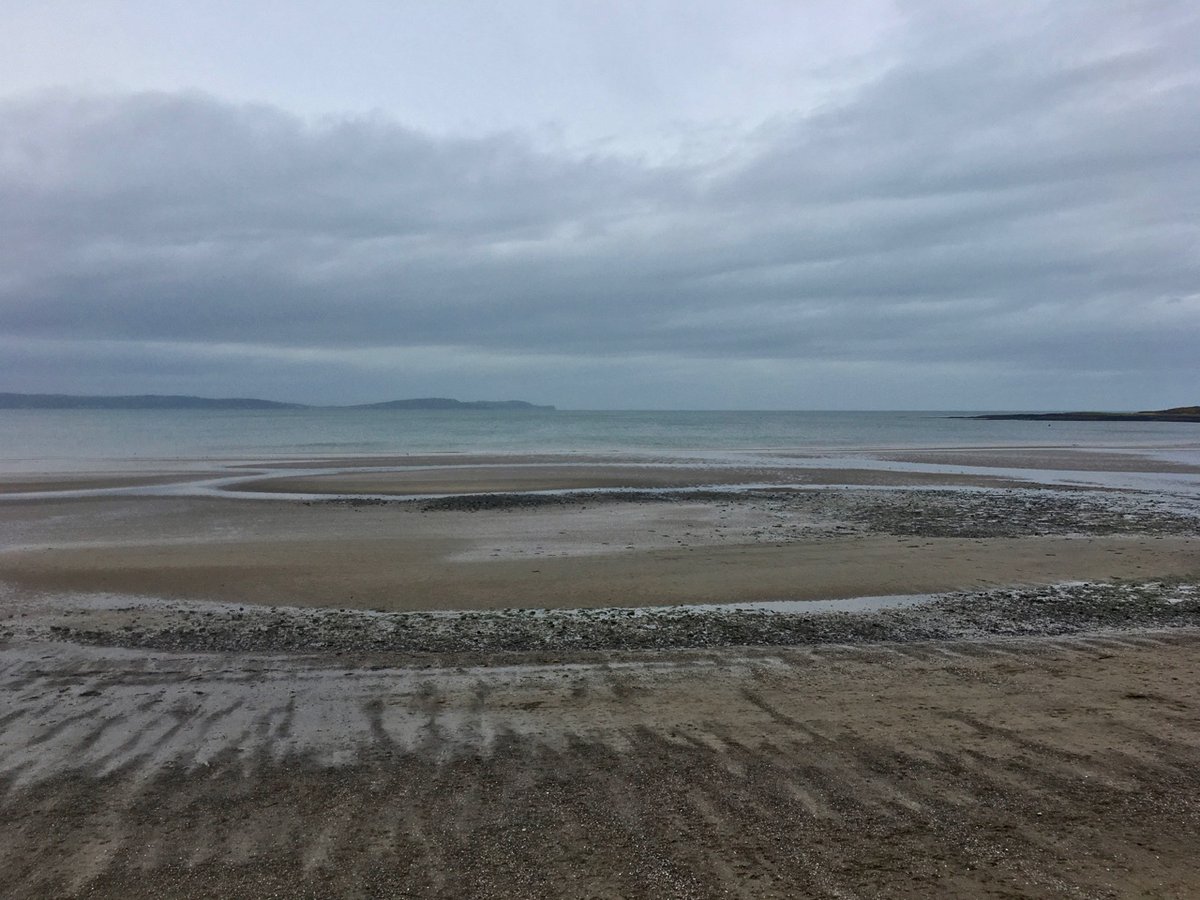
[967,406,1200,423]
[0,393,555,411]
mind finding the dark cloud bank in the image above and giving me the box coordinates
[2,4,1197,408]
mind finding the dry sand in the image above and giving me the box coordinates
[2,451,1200,897]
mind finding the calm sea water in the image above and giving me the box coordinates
[3,409,1198,473]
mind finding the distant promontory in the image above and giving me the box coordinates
[968,406,1200,423]
[0,393,554,411]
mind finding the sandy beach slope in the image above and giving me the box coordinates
[1,447,1199,897]
[3,632,1200,897]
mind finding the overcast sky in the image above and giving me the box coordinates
[1,1,1197,408]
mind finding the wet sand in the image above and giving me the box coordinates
[2,486,1197,610]
[0,472,219,494]
[232,463,789,495]
[2,449,1200,897]
[227,463,1034,495]
[221,447,1200,475]
[868,447,1200,474]
[3,632,1200,897]
[3,524,1197,611]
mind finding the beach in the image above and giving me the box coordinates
[2,440,1200,897]
[7,0,1197,890]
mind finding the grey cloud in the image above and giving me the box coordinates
[2,0,1198,406]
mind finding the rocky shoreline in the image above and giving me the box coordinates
[29,579,1200,659]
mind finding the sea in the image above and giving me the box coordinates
[2,408,1199,474]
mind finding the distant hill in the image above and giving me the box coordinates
[0,393,304,410]
[0,393,554,411]
[970,406,1200,423]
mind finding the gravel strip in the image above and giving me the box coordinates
[31,579,1200,657]
[317,486,1200,538]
